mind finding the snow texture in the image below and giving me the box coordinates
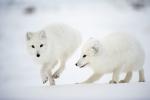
[0,0,150,99]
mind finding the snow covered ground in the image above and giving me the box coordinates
[0,0,150,99]
[0,83,150,100]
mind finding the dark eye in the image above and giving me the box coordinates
[83,55,87,58]
[40,44,43,47]
[31,45,35,48]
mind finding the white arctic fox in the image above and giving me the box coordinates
[76,33,145,84]
[26,24,81,85]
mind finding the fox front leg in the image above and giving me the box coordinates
[47,61,58,86]
[81,73,102,84]
[40,65,49,84]
[48,70,55,85]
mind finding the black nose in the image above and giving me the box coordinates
[75,63,78,66]
[36,53,40,57]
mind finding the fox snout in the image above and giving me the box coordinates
[36,53,40,57]
[75,60,89,68]
[75,63,78,66]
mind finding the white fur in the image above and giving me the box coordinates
[26,24,81,85]
[76,33,145,84]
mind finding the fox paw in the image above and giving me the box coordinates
[42,77,48,84]
[109,80,117,84]
[52,72,60,79]
[119,80,127,83]
[50,80,55,86]
[139,80,145,82]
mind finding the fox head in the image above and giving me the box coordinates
[26,31,47,59]
[75,38,103,68]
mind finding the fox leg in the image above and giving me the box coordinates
[81,73,102,84]
[47,61,59,85]
[139,68,145,82]
[47,69,55,85]
[119,71,132,83]
[40,64,49,84]
[109,67,121,84]
[53,57,66,79]
[41,61,57,85]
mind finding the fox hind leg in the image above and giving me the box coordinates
[53,56,67,79]
[139,68,145,82]
[48,70,55,85]
[119,71,132,83]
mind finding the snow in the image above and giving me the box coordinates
[0,0,150,99]
[0,83,149,100]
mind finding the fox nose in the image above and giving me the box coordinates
[75,63,78,66]
[36,53,40,57]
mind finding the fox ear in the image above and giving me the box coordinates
[26,32,32,40]
[91,40,102,54]
[40,31,46,39]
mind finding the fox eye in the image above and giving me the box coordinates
[40,44,43,47]
[31,45,35,48]
[83,54,87,58]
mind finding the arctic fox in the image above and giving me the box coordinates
[26,24,81,85]
[76,33,145,84]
